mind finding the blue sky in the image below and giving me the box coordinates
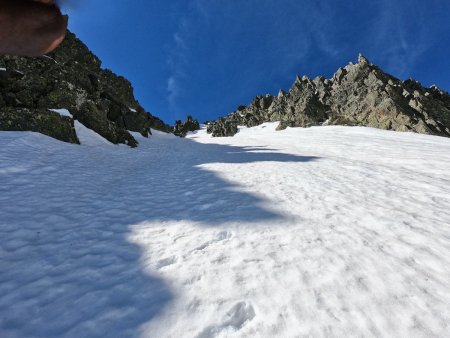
[64,0,450,123]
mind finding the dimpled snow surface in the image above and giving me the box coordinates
[1,122,450,337]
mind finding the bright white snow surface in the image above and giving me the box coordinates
[1,123,450,338]
[48,108,73,118]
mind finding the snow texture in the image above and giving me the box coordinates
[48,108,73,118]
[1,123,450,337]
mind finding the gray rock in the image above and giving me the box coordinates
[207,119,239,137]
[207,54,450,138]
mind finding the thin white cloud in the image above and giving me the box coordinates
[166,19,191,114]
[165,0,332,116]
[167,0,433,117]
[372,0,430,77]
[167,76,179,112]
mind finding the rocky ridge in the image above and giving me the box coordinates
[207,54,450,138]
[0,31,171,147]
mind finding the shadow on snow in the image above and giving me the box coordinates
[0,132,320,337]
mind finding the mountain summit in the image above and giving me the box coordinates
[208,54,450,138]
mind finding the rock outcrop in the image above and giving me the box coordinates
[173,115,200,137]
[207,54,450,138]
[0,107,79,144]
[0,31,171,147]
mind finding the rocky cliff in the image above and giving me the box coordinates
[207,54,450,138]
[0,31,171,147]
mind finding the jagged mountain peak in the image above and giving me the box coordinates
[207,54,450,138]
[277,89,287,98]
[357,53,370,66]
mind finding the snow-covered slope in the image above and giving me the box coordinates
[1,124,450,337]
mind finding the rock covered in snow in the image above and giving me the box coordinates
[207,54,450,137]
[0,31,171,147]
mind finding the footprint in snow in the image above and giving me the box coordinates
[194,231,233,252]
[156,256,177,269]
[216,230,233,241]
[198,203,213,211]
[196,200,226,211]
[197,302,256,338]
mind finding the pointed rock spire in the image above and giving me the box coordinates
[278,89,287,98]
[358,53,370,66]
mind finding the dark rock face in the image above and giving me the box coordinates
[0,31,171,146]
[207,54,450,138]
[0,107,79,144]
[173,116,200,137]
[149,115,173,134]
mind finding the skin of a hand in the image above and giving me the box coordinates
[0,0,68,56]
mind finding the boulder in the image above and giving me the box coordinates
[207,119,239,137]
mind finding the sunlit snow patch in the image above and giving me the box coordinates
[2,124,450,337]
[49,108,73,118]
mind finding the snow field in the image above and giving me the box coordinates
[1,122,450,337]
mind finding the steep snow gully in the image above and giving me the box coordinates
[1,123,450,337]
